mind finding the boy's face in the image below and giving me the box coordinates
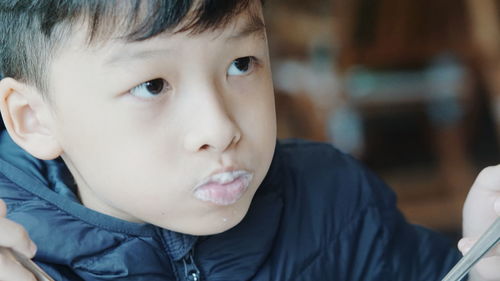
[43,7,276,235]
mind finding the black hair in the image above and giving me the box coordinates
[0,0,261,94]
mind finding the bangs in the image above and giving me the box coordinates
[41,0,259,44]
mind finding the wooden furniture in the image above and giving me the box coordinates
[466,0,500,141]
[331,0,478,231]
[266,0,500,231]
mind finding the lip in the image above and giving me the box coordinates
[193,169,254,206]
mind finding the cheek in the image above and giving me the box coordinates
[56,101,181,192]
[60,120,188,222]
[241,75,276,141]
[236,79,276,171]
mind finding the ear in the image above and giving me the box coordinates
[0,78,62,160]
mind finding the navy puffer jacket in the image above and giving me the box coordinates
[0,131,460,280]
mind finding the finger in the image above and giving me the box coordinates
[0,247,36,281]
[0,218,36,258]
[0,199,6,217]
[473,165,500,192]
[458,237,500,257]
[458,237,474,256]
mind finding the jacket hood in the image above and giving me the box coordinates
[0,130,283,280]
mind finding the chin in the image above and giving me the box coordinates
[180,201,252,236]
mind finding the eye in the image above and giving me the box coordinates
[129,78,170,98]
[227,56,256,76]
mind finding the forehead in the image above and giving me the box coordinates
[64,5,266,66]
[110,16,265,68]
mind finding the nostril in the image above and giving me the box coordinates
[200,144,210,150]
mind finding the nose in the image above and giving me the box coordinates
[183,90,242,153]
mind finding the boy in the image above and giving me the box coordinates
[0,0,498,280]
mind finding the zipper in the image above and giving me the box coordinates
[182,249,201,281]
[154,227,200,281]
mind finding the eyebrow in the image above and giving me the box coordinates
[104,46,172,67]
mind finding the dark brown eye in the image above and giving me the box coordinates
[234,57,250,72]
[145,79,165,95]
[130,78,169,98]
[228,56,255,76]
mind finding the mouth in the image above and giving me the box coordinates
[193,170,254,206]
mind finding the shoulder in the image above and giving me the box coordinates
[261,140,402,278]
[271,139,399,241]
[275,139,396,214]
[265,140,460,280]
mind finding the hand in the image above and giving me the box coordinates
[0,199,38,281]
[460,165,500,281]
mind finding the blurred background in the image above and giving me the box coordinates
[264,0,500,241]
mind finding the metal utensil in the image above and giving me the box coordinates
[441,218,500,281]
[0,247,55,281]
